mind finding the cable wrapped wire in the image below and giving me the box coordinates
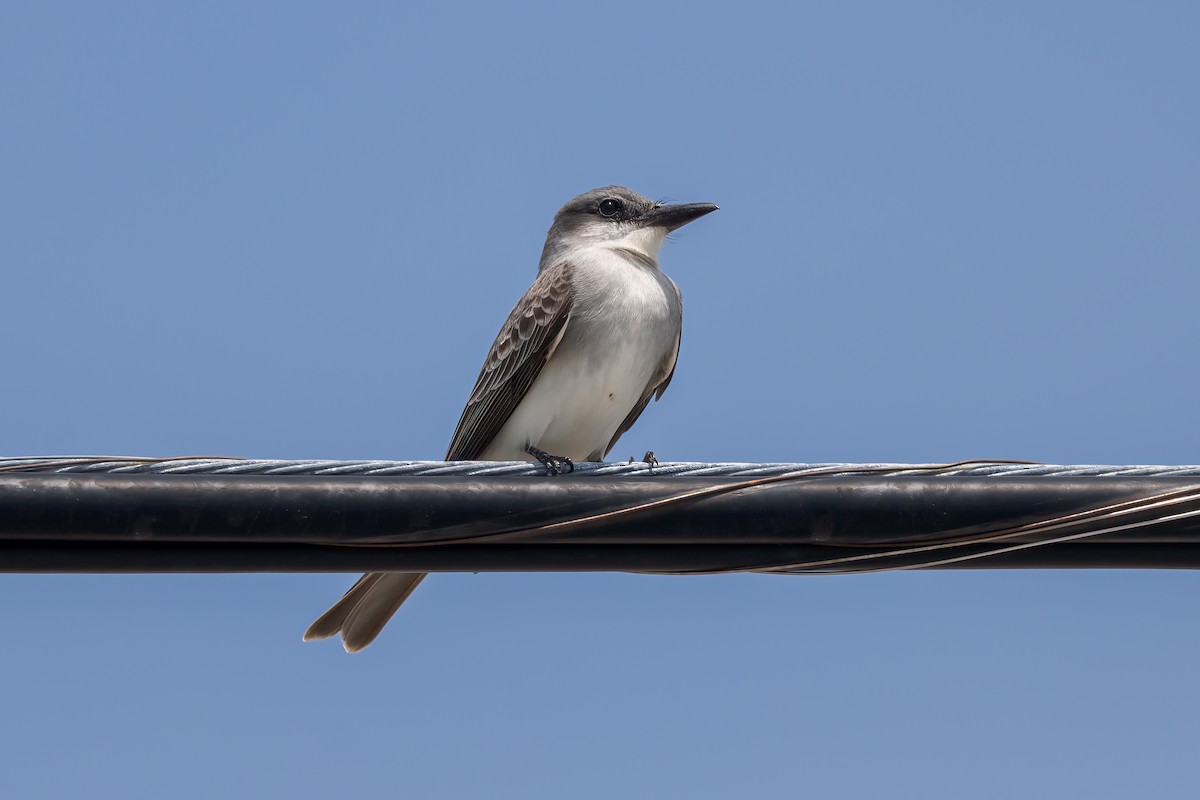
[1,456,1199,573]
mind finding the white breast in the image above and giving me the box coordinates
[479,247,680,462]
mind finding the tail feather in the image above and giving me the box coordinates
[303,573,385,642]
[303,572,427,651]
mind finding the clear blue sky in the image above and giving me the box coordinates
[2,3,1198,797]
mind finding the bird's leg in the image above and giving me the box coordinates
[642,451,659,469]
[525,445,574,476]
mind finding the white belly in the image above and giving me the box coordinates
[479,254,678,462]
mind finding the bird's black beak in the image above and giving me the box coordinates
[640,202,719,232]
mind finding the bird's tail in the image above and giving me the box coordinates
[303,572,427,652]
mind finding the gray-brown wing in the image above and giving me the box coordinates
[446,262,574,460]
[596,281,683,460]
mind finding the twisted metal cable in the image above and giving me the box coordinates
[3,455,1200,478]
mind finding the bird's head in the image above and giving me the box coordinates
[540,186,717,270]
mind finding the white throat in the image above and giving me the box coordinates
[606,226,667,267]
[541,222,670,273]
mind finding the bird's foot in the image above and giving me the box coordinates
[642,451,659,469]
[525,445,574,476]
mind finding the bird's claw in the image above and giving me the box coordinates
[525,445,574,476]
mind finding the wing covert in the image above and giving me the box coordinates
[445,263,574,460]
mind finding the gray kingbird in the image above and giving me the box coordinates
[303,186,717,651]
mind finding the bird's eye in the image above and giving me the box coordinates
[598,198,622,218]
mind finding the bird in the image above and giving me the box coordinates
[303,186,718,651]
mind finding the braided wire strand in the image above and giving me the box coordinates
[3,455,1200,478]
